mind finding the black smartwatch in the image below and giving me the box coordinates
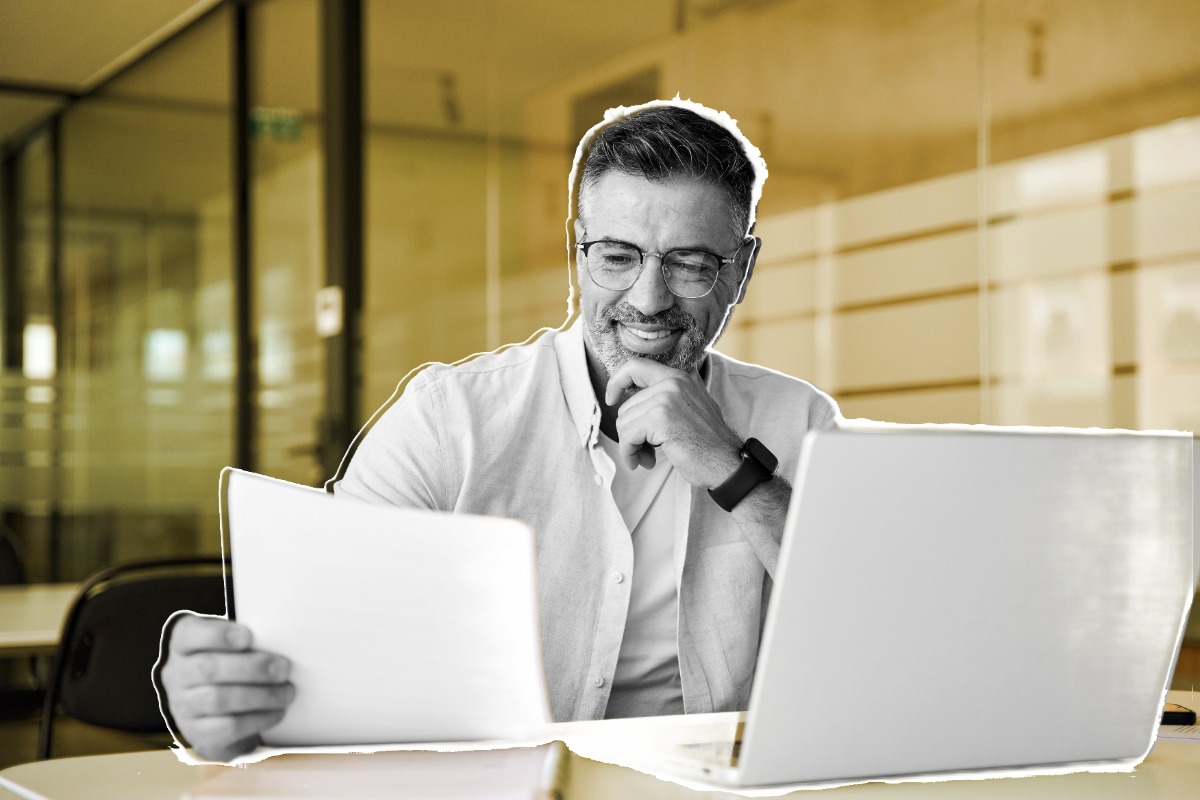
[708,438,778,512]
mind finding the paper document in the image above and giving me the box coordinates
[223,468,552,746]
[1157,725,1200,741]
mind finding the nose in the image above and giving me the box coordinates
[624,255,676,317]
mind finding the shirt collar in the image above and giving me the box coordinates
[555,319,601,449]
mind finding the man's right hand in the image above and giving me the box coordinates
[158,613,295,762]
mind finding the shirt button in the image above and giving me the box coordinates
[612,572,624,583]
[593,474,602,485]
[593,677,605,688]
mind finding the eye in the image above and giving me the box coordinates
[589,242,641,269]
[664,251,719,277]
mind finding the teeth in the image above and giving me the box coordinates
[624,326,673,340]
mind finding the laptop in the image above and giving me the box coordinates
[633,424,1194,788]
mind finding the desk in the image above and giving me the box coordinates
[0,584,77,657]
[1,692,1197,800]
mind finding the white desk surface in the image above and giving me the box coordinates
[1,691,1197,799]
[0,584,77,657]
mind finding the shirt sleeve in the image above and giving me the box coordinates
[329,368,450,510]
[813,386,842,431]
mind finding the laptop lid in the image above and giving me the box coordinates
[738,425,1193,786]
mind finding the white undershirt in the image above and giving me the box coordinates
[598,433,685,718]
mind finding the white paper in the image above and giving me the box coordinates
[223,468,552,746]
[1157,724,1200,741]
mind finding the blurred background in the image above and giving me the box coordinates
[1,0,1197,682]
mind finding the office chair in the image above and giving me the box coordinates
[0,527,45,720]
[0,526,28,584]
[37,556,228,759]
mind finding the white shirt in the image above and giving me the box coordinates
[332,320,840,720]
[597,433,685,718]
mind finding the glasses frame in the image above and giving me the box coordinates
[576,238,748,299]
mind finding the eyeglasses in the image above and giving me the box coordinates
[576,238,746,299]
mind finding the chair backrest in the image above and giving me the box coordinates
[0,527,27,585]
[39,556,228,758]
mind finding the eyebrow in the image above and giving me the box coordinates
[590,236,728,255]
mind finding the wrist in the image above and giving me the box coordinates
[708,438,778,512]
[708,444,744,491]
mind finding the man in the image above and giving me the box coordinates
[159,100,839,761]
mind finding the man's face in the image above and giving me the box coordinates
[575,171,755,381]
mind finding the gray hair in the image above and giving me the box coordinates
[577,103,763,238]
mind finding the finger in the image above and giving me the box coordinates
[181,682,296,718]
[190,711,285,761]
[170,615,253,656]
[192,731,267,764]
[605,358,675,405]
[176,651,291,688]
[615,417,659,472]
[614,376,680,414]
[619,436,643,471]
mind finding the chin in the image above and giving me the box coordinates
[592,323,705,376]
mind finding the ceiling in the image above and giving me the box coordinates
[0,0,214,144]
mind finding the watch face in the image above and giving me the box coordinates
[744,438,779,474]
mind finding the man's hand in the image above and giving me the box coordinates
[158,613,294,762]
[605,357,743,489]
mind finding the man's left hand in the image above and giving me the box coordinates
[605,357,742,489]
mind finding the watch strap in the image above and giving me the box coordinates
[708,438,777,512]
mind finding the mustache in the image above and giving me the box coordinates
[600,302,700,331]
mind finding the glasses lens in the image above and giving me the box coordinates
[586,241,643,289]
[662,251,721,298]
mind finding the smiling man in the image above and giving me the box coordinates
[159,100,839,761]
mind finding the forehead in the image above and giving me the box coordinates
[581,172,739,248]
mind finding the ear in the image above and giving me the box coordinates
[733,236,760,306]
[573,218,586,263]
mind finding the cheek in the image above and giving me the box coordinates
[579,283,618,321]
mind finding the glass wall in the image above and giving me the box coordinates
[0,129,56,579]
[51,7,233,578]
[251,0,325,486]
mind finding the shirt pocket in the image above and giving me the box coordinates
[697,541,764,706]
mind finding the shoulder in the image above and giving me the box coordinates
[707,349,840,430]
[331,327,570,504]
[412,327,566,400]
[363,326,569,433]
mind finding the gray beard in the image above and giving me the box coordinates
[586,302,710,378]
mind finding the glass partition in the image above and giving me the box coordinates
[251,0,324,486]
[984,0,1200,434]
[0,129,56,578]
[53,7,232,579]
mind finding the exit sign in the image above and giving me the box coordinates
[250,107,303,142]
